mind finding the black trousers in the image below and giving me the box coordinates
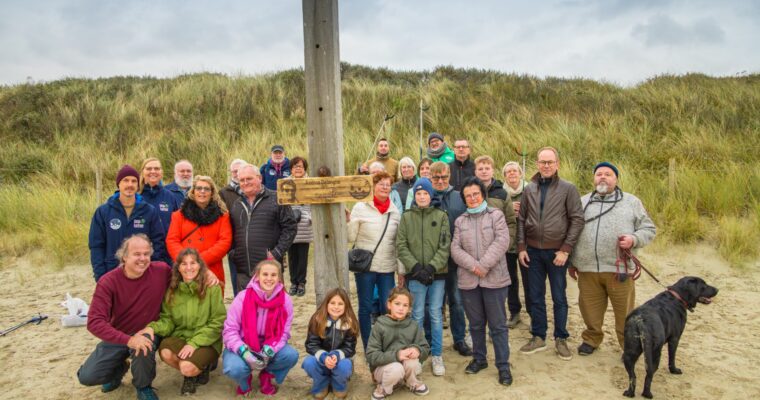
[287,243,310,285]
[77,336,160,389]
[506,252,532,317]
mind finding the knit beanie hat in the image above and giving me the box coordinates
[413,177,434,198]
[427,132,444,144]
[115,164,140,187]
[594,162,619,177]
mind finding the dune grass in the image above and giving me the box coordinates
[0,65,758,267]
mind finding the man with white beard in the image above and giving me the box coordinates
[166,160,194,200]
[569,162,656,356]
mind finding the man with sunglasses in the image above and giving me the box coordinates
[569,162,656,356]
[516,147,584,360]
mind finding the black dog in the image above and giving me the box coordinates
[622,276,718,398]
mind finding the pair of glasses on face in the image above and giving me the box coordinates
[431,175,449,181]
[464,192,483,200]
[538,161,556,166]
[376,183,392,189]
[194,186,212,193]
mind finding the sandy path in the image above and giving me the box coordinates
[0,244,757,399]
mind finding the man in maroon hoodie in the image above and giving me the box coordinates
[77,234,170,399]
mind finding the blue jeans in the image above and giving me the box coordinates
[228,251,239,296]
[222,345,299,390]
[354,271,396,349]
[408,279,445,356]
[425,260,467,345]
[302,355,353,394]
[461,285,510,371]
[527,247,569,340]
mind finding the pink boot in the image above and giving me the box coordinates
[259,370,277,395]
[236,375,253,396]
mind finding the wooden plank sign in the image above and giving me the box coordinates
[276,175,373,205]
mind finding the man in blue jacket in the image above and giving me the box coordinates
[260,145,291,191]
[88,165,167,281]
[165,159,193,200]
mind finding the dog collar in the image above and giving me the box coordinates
[667,288,693,312]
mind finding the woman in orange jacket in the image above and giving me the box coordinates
[167,175,232,288]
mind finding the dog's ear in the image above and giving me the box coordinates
[684,277,706,308]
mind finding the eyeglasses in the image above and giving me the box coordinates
[537,160,556,166]
[464,192,483,200]
[431,175,450,181]
[376,183,392,188]
[454,145,470,149]
[194,186,212,193]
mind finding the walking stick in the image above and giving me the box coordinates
[363,114,395,166]
[1,314,48,337]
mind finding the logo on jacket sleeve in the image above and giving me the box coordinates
[159,202,169,212]
[133,218,146,229]
[109,219,122,230]
[269,169,276,176]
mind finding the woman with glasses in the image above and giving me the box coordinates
[451,177,513,386]
[167,175,233,288]
[347,171,402,350]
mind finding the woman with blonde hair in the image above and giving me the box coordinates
[166,175,232,286]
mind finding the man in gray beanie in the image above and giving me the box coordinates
[570,162,656,356]
[426,132,456,164]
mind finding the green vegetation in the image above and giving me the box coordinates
[1,65,758,267]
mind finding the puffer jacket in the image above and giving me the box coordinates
[484,179,518,253]
[571,189,656,273]
[348,201,402,274]
[166,201,232,284]
[449,158,475,191]
[516,172,584,254]
[88,192,167,281]
[396,206,451,280]
[230,188,296,276]
[304,317,358,361]
[148,283,226,354]
[391,177,416,212]
[451,207,511,290]
[365,314,430,373]
[141,182,182,236]
[292,204,313,243]
[222,279,294,354]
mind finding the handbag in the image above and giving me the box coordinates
[348,213,391,273]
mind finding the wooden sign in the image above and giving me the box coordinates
[276,175,373,205]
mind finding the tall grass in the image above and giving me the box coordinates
[1,65,758,267]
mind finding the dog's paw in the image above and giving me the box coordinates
[642,390,653,399]
[623,389,635,397]
[669,366,682,374]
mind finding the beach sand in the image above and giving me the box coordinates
[0,243,757,399]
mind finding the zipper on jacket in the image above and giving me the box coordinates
[593,199,603,272]
[241,195,264,276]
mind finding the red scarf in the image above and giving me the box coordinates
[242,285,287,351]
[374,196,390,214]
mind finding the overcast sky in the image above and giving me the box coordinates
[1,0,757,86]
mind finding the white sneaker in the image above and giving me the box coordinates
[431,356,445,376]
[464,332,473,349]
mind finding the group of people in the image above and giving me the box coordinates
[80,132,656,399]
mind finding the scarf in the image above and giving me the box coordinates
[427,142,448,159]
[242,283,287,352]
[467,200,488,214]
[181,199,223,226]
[373,196,390,214]
[272,160,283,175]
[505,179,526,199]
[376,151,389,161]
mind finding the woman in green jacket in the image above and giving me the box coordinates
[396,177,451,377]
[145,248,227,395]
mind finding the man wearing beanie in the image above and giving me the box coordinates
[359,138,399,181]
[88,164,167,281]
[426,132,456,164]
[397,177,452,376]
[570,162,656,355]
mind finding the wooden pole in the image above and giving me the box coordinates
[302,0,350,304]
[668,158,676,196]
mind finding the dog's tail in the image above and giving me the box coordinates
[623,313,646,357]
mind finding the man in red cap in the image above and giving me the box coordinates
[88,164,167,281]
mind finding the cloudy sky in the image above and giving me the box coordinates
[1,0,757,86]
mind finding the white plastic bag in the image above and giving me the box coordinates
[60,293,88,327]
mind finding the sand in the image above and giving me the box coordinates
[0,243,758,400]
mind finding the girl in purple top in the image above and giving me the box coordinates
[222,259,298,396]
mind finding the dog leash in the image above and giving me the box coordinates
[616,246,668,289]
